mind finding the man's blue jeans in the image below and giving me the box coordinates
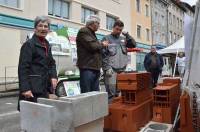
[79,69,100,93]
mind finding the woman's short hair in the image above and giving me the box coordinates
[34,16,50,29]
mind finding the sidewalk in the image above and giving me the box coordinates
[0,83,18,98]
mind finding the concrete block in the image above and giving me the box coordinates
[140,121,173,132]
[0,111,20,132]
[84,92,108,120]
[38,98,74,132]
[20,101,54,132]
[60,92,108,127]
[60,94,93,127]
[75,118,104,132]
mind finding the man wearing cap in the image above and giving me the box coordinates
[144,46,163,87]
[102,20,136,99]
[76,15,109,93]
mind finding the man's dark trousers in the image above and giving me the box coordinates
[150,69,160,88]
[79,69,100,93]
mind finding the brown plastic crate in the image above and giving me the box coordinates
[104,98,153,132]
[121,89,152,105]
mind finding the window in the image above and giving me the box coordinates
[145,4,149,17]
[146,28,150,41]
[155,31,159,43]
[0,0,19,8]
[106,15,117,30]
[174,33,176,42]
[169,31,172,44]
[137,25,141,38]
[180,20,182,30]
[177,18,179,29]
[48,0,70,19]
[162,33,165,44]
[81,7,97,23]
[161,15,164,26]
[173,15,175,26]
[155,12,158,23]
[169,12,172,24]
[136,0,140,12]
[136,53,146,71]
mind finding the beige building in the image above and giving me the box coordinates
[130,0,152,71]
[0,0,133,82]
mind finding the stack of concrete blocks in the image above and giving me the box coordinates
[60,91,108,132]
[20,91,108,132]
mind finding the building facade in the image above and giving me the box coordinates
[151,0,169,49]
[168,0,185,45]
[130,0,152,71]
[0,0,132,82]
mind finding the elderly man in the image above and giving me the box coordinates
[18,16,57,110]
[76,15,108,93]
[102,20,136,99]
[144,46,163,87]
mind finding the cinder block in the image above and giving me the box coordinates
[75,118,104,132]
[60,92,108,127]
[140,121,173,132]
[85,92,108,120]
[60,94,93,127]
[0,111,20,132]
[38,98,74,132]
[20,101,54,132]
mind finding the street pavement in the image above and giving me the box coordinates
[0,96,18,114]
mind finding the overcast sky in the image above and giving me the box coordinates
[181,0,198,6]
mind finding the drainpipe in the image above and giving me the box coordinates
[166,4,169,46]
[150,0,154,47]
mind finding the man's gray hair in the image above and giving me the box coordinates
[34,16,50,28]
[151,45,156,49]
[86,15,100,26]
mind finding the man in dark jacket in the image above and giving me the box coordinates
[144,46,163,87]
[18,16,57,110]
[76,15,108,93]
[102,20,136,99]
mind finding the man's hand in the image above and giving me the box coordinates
[102,40,109,47]
[106,68,113,77]
[22,90,34,98]
[122,31,128,36]
[51,78,58,89]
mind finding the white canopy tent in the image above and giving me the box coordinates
[157,36,185,54]
[157,36,185,77]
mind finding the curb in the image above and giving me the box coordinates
[0,90,19,98]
